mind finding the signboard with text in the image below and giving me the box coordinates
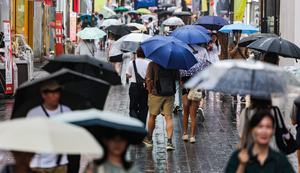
[3,21,13,94]
[69,12,77,42]
[55,12,64,55]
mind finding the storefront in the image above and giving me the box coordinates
[0,0,11,32]
[259,0,280,34]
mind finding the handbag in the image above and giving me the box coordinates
[84,41,94,57]
[187,88,202,101]
[239,108,254,149]
[274,106,298,155]
[132,60,147,90]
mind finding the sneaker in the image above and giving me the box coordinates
[182,134,189,141]
[189,117,191,123]
[190,136,196,143]
[197,107,205,122]
[240,97,246,102]
[173,105,179,113]
[177,107,183,111]
[142,138,153,147]
[166,142,175,150]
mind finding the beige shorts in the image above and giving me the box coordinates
[148,94,175,116]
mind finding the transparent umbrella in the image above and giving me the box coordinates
[114,33,152,52]
[99,6,116,18]
[163,17,184,26]
[100,19,122,27]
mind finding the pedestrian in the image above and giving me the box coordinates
[126,46,150,125]
[90,14,96,27]
[226,110,294,173]
[97,14,105,50]
[130,14,135,23]
[289,102,300,173]
[26,80,77,173]
[208,33,221,63]
[147,18,154,36]
[81,17,91,30]
[143,61,181,150]
[107,33,123,76]
[76,39,97,57]
[135,14,143,24]
[0,151,40,173]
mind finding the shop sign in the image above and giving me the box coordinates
[69,12,77,42]
[55,12,64,55]
[3,21,13,94]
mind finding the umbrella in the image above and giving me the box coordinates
[219,23,259,34]
[154,9,164,13]
[141,15,158,22]
[100,19,122,27]
[108,14,123,19]
[162,17,184,26]
[160,3,174,8]
[99,6,116,18]
[104,25,138,36]
[184,60,300,99]
[111,3,118,8]
[0,117,103,154]
[180,57,212,77]
[11,69,111,119]
[158,11,173,18]
[42,54,121,85]
[124,5,132,10]
[140,35,197,70]
[238,33,278,47]
[173,11,192,16]
[247,37,300,59]
[169,28,212,44]
[127,23,147,33]
[177,25,210,34]
[167,7,181,11]
[128,10,138,15]
[114,7,129,12]
[80,14,98,23]
[114,33,152,52]
[136,8,152,14]
[52,109,148,144]
[193,15,229,30]
[76,27,106,40]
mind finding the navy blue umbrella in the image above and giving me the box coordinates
[193,16,229,30]
[140,35,197,70]
[177,25,210,34]
[169,28,212,44]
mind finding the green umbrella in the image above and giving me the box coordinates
[99,6,116,18]
[76,27,106,40]
[114,7,129,12]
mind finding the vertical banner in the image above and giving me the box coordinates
[69,12,77,42]
[55,12,64,56]
[234,0,247,21]
[201,0,207,12]
[192,0,200,12]
[3,21,13,94]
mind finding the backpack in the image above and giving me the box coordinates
[155,66,176,96]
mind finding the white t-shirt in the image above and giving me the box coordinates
[108,39,123,57]
[208,43,221,63]
[190,44,209,61]
[126,58,150,83]
[148,22,154,36]
[76,41,97,57]
[97,18,105,28]
[27,104,71,168]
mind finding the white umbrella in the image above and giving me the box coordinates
[114,33,152,52]
[0,117,103,155]
[111,3,118,8]
[99,6,116,18]
[76,27,107,39]
[162,17,184,26]
[141,15,158,22]
[167,6,181,11]
[100,19,122,27]
[127,23,147,33]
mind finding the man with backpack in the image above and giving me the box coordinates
[143,61,181,150]
[147,18,159,36]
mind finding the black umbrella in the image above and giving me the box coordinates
[160,3,174,8]
[238,33,278,47]
[11,69,111,119]
[173,11,192,16]
[247,37,300,59]
[42,54,121,85]
[158,11,173,18]
[153,8,164,13]
[108,14,123,20]
[104,25,138,36]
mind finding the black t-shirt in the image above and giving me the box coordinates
[81,22,91,29]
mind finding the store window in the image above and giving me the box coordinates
[16,0,25,35]
[260,0,280,34]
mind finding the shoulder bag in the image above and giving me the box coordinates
[187,88,202,101]
[132,60,147,90]
[233,41,247,60]
[84,41,94,57]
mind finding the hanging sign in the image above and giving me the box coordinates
[3,21,13,94]
[55,12,64,55]
[70,12,77,42]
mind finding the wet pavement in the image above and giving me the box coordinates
[0,48,298,172]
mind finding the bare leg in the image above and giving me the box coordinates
[199,99,204,108]
[147,114,156,137]
[164,115,174,139]
[115,62,121,75]
[183,104,190,135]
[190,103,198,137]
[297,150,300,173]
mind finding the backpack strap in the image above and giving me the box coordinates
[84,40,93,56]
[132,60,139,80]
[233,41,247,60]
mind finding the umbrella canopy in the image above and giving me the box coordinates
[124,5,132,10]
[100,19,122,27]
[42,54,121,85]
[162,17,184,26]
[11,69,111,119]
[136,8,152,14]
[128,10,138,15]
[104,25,138,36]
[140,35,197,70]
[127,23,147,33]
[108,14,123,19]
[184,60,300,99]
[158,11,173,18]
[193,15,229,30]
[114,6,129,12]
[76,27,106,39]
[99,6,116,18]
[167,7,181,11]
[160,3,174,8]
[219,23,259,34]
[169,28,212,44]
[52,109,148,144]
[0,117,103,155]
[173,11,192,16]
[247,37,300,59]
[141,15,158,22]
[180,57,212,77]
[238,33,278,47]
[110,3,118,8]
[80,14,98,23]
[114,33,152,52]
[154,9,164,13]
[177,25,210,34]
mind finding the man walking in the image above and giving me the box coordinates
[135,14,143,24]
[81,17,90,30]
[147,18,154,36]
[143,61,181,150]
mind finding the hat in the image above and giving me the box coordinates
[40,80,64,92]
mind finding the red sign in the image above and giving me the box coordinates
[3,21,13,94]
[55,12,64,56]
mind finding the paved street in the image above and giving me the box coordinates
[0,49,298,172]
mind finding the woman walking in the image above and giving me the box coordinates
[107,33,123,76]
[208,33,221,63]
[76,39,97,57]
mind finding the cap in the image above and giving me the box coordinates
[40,80,64,92]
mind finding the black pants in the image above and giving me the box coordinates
[129,83,148,125]
[67,155,80,173]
